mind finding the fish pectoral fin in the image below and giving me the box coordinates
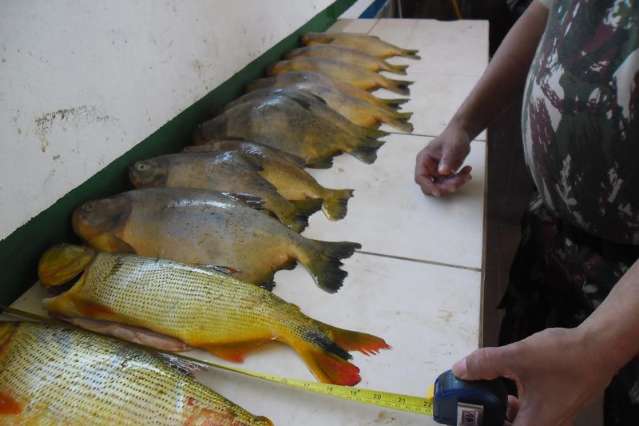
[203,339,272,363]
[198,264,241,276]
[89,233,135,254]
[219,192,264,210]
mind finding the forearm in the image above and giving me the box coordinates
[579,258,639,373]
[451,1,549,139]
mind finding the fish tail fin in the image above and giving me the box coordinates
[279,209,309,233]
[365,127,389,139]
[321,323,391,356]
[383,111,414,132]
[322,189,354,220]
[291,332,361,385]
[382,77,414,96]
[383,62,409,75]
[290,198,324,217]
[380,98,409,110]
[299,240,361,292]
[350,136,385,164]
[401,49,421,60]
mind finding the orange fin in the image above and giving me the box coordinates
[324,324,391,356]
[299,346,361,386]
[203,340,271,363]
[0,392,22,415]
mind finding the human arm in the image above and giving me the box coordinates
[414,1,550,196]
[452,258,639,425]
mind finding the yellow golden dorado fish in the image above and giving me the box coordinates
[183,140,354,220]
[247,72,413,132]
[302,32,421,60]
[72,187,360,291]
[194,89,385,168]
[39,246,391,386]
[248,71,409,112]
[0,321,272,425]
[268,57,413,95]
[129,151,317,232]
[286,44,409,75]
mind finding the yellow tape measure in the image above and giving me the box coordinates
[183,354,436,416]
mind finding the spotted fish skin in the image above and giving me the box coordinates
[0,322,272,425]
[43,250,390,386]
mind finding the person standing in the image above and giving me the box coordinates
[415,1,639,424]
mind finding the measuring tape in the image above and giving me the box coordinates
[183,355,436,416]
[1,306,507,425]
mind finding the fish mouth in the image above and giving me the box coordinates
[38,244,96,288]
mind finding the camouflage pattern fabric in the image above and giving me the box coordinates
[500,195,639,425]
[522,0,639,244]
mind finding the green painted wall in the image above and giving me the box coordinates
[0,0,355,306]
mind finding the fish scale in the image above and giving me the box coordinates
[41,247,389,385]
[0,322,271,425]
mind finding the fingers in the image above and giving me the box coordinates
[439,140,470,175]
[452,346,514,380]
[507,395,520,423]
[415,157,472,197]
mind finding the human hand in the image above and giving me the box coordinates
[414,123,472,197]
[452,328,617,426]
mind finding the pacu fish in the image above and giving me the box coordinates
[72,188,360,291]
[225,88,387,141]
[184,140,354,220]
[247,72,413,132]
[248,71,409,112]
[129,151,316,232]
[268,57,413,95]
[39,246,391,386]
[194,89,385,168]
[0,321,272,425]
[286,44,409,75]
[302,32,421,60]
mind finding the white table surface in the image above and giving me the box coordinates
[10,18,489,426]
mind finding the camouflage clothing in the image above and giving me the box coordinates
[501,196,639,425]
[523,0,639,244]
[502,1,639,424]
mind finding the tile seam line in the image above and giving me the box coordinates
[356,250,482,272]
[385,131,487,142]
[366,18,381,34]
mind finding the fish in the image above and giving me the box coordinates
[286,44,409,75]
[302,32,421,60]
[247,72,413,132]
[129,151,317,232]
[194,88,386,168]
[184,140,354,220]
[39,245,391,386]
[0,321,272,425]
[248,71,409,112]
[72,187,360,291]
[225,87,388,140]
[268,57,413,95]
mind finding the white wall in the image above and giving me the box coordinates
[0,0,332,239]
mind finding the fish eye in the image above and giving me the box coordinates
[82,203,94,213]
[135,162,149,171]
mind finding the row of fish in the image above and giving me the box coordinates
[3,32,419,424]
